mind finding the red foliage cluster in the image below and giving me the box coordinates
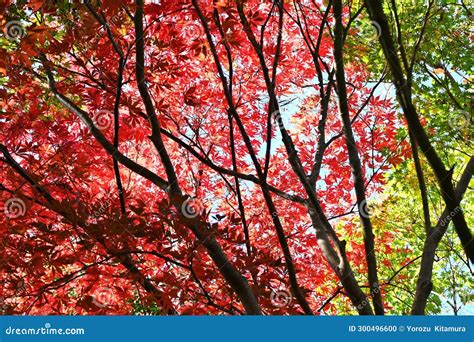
[0,0,404,315]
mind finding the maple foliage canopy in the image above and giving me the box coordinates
[0,0,472,316]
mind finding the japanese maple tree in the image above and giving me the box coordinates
[0,0,471,315]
